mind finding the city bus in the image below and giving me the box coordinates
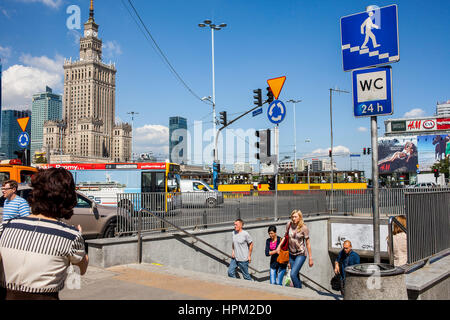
[39,162,181,212]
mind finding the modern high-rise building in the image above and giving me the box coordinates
[169,116,187,164]
[31,86,62,158]
[44,0,131,163]
[436,100,450,116]
[0,109,32,159]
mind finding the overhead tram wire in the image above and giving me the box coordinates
[121,0,209,105]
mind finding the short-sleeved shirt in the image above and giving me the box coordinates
[232,230,253,262]
[0,216,86,293]
[286,222,309,256]
[3,195,31,221]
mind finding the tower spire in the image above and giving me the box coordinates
[89,0,94,20]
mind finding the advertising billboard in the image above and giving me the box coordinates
[378,136,418,173]
[417,134,450,171]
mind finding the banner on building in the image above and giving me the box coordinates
[378,136,418,173]
[417,134,450,171]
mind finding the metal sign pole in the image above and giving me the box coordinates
[371,115,380,263]
[274,125,279,221]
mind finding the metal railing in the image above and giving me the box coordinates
[405,190,450,264]
[115,187,450,235]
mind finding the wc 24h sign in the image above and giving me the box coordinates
[352,66,392,117]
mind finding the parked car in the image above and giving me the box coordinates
[408,182,437,188]
[0,185,118,239]
[180,179,224,208]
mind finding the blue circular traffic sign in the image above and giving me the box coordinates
[18,132,30,148]
[267,100,286,124]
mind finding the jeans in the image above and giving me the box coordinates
[228,259,251,280]
[289,254,306,288]
[270,266,287,285]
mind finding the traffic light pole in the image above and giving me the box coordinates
[212,100,270,189]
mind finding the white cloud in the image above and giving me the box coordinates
[0,46,12,64]
[404,108,425,118]
[357,127,368,132]
[310,145,350,157]
[102,41,122,59]
[20,53,64,74]
[17,0,63,9]
[134,124,169,155]
[2,54,64,109]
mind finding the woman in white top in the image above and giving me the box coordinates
[0,167,88,300]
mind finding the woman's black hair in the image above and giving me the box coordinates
[268,225,277,233]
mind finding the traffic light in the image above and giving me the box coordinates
[266,87,274,104]
[367,148,371,155]
[329,149,332,157]
[219,111,227,126]
[255,129,271,163]
[268,178,275,191]
[363,147,366,155]
[253,88,262,107]
[434,168,439,178]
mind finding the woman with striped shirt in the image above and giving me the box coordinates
[0,167,88,300]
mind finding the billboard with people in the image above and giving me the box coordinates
[378,134,450,173]
[378,136,418,173]
[417,134,450,171]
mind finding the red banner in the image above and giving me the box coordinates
[41,163,167,170]
[437,118,450,130]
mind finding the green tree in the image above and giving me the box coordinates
[432,157,449,178]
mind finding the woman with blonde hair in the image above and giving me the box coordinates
[277,210,313,288]
[387,215,407,266]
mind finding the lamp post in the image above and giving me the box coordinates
[329,88,349,214]
[198,19,227,189]
[127,111,139,162]
[286,99,302,172]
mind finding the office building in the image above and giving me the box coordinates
[0,109,32,159]
[44,1,131,163]
[436,100,450,117]
[311,159,322,172]
[169,116,187,164]
[31,86,62,158]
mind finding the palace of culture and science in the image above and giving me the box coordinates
[43,1,132,163]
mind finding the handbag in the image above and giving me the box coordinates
[330,274,342,291]
[276,223,290,265]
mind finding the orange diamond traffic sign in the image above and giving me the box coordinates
[17,117,30,132]
[267,76,286,100]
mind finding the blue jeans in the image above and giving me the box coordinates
[270,266,287,285]
[228,259,251,280]
[289,254,306,288]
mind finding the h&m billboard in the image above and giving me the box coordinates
[378,134,450,173]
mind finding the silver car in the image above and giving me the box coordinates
[0,185,118,239]
[180,179,224,208]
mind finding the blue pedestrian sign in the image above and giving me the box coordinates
[18,132,30,148]
[267,100,286,124]
[341,4,399,72]
[352,66,393,117]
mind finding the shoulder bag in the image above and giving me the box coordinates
[276,223,290,264]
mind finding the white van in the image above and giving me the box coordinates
[180,179,224,208]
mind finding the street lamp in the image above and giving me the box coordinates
[329,88,349,214]
[198,19,227,189]
[286,99,302,172]
[127,111,139,162]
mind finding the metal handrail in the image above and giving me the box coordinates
[136,208,336,295]
[388,216,407,266]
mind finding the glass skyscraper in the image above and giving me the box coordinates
[169,116,187,164]
[0,109,32,159]
[30,86,62,158]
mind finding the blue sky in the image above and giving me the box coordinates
[0,0,449,175]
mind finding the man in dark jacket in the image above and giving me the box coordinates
[334,240,360,293]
